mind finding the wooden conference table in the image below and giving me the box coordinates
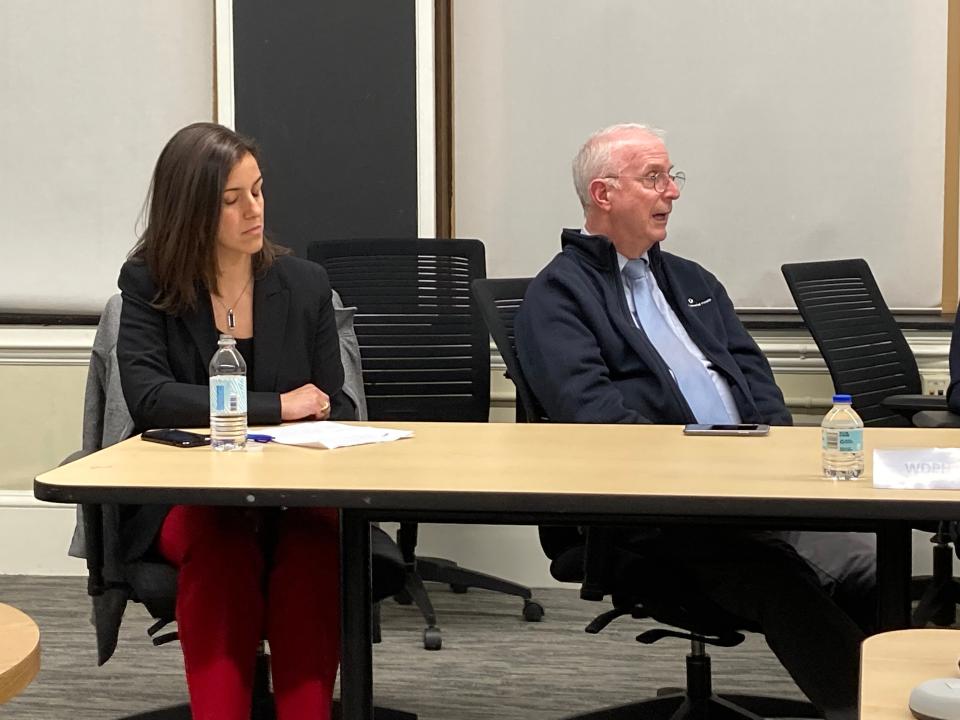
[33,422,960,719]
[0,602,41,704]
[860,629,960,719]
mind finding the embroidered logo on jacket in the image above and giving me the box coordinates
[687,297,713,308]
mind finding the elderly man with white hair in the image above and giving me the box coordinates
[516,123,875,720]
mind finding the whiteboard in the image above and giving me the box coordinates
[0,1,213,314]
[453,0,948,309]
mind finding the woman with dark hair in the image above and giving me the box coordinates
[117,122,351,719]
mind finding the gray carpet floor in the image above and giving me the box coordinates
[1,575,805,719]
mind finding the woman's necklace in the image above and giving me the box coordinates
[212,275,253,331]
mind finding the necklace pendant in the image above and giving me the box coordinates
[227,308,236,330]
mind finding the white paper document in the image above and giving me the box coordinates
[873,448,960,489]
[267,421,414,450]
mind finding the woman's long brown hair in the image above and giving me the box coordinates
[131,122,288,315]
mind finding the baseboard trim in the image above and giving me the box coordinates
[0,491,86,575]
[0,494,563,585]
[0,493,936,583]
[0,490,55,508]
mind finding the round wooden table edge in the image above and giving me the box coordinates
[0,604,40,704]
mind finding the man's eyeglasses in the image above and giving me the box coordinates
[603,171,686,193]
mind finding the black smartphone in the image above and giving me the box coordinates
[141,429,210,448]
[682,423,770,436]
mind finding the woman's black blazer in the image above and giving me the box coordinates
[115,254,351,560]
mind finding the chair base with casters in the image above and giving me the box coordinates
[544,531,823,720]
[117,647,416,720]
[394,556,546,650]
[555,601,823,720]
[392,520,544,650]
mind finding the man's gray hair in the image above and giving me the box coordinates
[572,123,665,210]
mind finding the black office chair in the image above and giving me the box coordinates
[473,277,820,719]
[70,294,414,719]
[469,277,545,424]
[307,238,543,651]
[781,258,959,627]
[80,503,411,720]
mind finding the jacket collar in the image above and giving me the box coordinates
[560,228,664,273]
[182,292,219,375]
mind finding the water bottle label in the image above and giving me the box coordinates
[210,375,247,415]
[822,428,863,452]
[837,429,863,452]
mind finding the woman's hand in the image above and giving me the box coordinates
[280,384,332,421]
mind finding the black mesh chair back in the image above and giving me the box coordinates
[308,240,541,648]
[308,238,489,422]
[781,258,920,427]
[471,277,546,423]
[471,278,578,564]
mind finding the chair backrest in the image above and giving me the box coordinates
[76,291,404,665]
[307,238,489,422]
[781,258,921,427]
[331,289,369,421]
[470,278,584,566]
[471,277,547,423]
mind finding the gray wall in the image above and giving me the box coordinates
[453,0,948,309]
[1,1,214,313]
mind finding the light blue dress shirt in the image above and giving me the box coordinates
[580,228,741,423]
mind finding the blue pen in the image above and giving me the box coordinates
[246,433,274,443]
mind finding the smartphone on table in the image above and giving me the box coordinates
[682,423,770,437]
[141,429,210,448]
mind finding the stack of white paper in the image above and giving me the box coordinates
[267,421,413,450]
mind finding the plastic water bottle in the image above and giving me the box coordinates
[209,334,247,451]
[821,394,864,480]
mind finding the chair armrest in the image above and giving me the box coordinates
[912,410,960,428]
[881,394,947,412]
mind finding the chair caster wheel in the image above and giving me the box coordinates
[450,583,468,594]
[423,626,442,650]
[523,599,545,622]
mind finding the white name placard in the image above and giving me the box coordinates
[873,448,960,489]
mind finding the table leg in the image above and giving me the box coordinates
[340,509,373,720]
[876,521,911,630]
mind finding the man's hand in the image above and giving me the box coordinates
[280,384,332,421]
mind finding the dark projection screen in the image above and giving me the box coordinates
[233,1,419,258]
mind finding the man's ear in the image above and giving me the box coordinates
[588,178,612,210]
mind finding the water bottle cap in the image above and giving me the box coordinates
[832,394,853,404]
[218,333,235,345]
